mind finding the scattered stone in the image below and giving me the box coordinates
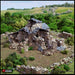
[58,31,72,39]
[16,65,49,74]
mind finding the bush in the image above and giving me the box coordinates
[65,37,74,46]
[5,12,11,18]
[6,61,13,68]
[28,46,33,51]
[63,64,70,71]
[7,67,13,70]
[29,56,35,61]
[51,66,66,74]
[1,61,6,68]
[20,58,27,66]
[60,50,68,54]
[21,48,24,53]
[1,23,13,34]
[3,43,9,48]
[4,53,28,68]
[43,10,47,13]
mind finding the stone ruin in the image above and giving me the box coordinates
[8,18,66,55]
[16,65,49,74]
[56,9,72,16]
[58,31,72,39]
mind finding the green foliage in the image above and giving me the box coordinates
[60,50,68,54]
[1,61,6,67]
[12,17,27,30]
[48,23,57,30]
[51,66,66,74]
[51,65,66,74]
[1,23,13,34]
[1,7,74,34]
[43,10,47,13]
[63,64,70,71]
[65,37,74,46]
[5,12,11,18]
[7,67,13,70]
[21,48,24,54]
[61,26,74,34]
[57,18,74,34]
[23,15,31,20]
[28,46,33,51]
[29,56,35,61]
[4,52,27,68]
[20,58,27,66]
[6,61,13,68]
[3,43,9,48]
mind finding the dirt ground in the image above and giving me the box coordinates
[1,34,74,68]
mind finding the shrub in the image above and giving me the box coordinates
[51,66,66,74]
[7,67,13,70]
[60,50,68,54]
[5,12,11,18]
[6,61,13,68]
[3,43,9,48]
[1,61,6,68]
[29,56,35,61]
[21,48,24,53]
[20,58,27,66]
[43,10,47,13]
[1,23,8,34]
[65,37,74,46]
[28,46,33,51]
[63,64,70,71]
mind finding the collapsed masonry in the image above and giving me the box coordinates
[8,18,65,55]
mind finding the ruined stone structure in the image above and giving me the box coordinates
[8,18,65,55]
[16,65,49,74]
[58,31,72,39]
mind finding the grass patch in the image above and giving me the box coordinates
[3,43,10,48]
[60,50,68,54]
[65,37,74,46]
[21,48,24,54]
[65,60,74,74]
[29,56,35,61]
[28,46,33,51]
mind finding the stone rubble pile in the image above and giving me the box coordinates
[56,9,72,16]
[16,65,49,74]
[7,18,70,56]
[50,53,74,70]
[58,31,72,39]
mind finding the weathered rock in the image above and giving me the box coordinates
[58,31,72,39]
[60,61,64,65]
[53,62,60,66]
[70,54,74,58]
[16,65,49,74]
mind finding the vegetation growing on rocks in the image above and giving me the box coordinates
[65,37,74,46]
[60,50,69,54]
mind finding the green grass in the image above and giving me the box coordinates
[55,7,74,13]
[65,60,74,74]
[1,7,43,16]
[56,7,74,19]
